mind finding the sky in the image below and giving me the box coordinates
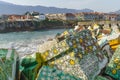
[0,0,120,12]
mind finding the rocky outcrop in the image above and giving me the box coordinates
[0,20,66,33]
[0,21,41,32]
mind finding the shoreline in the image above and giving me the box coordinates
[1,20,120,33]
[0,20,71,33]
[0,28,69,34]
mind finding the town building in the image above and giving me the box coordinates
[75,12,105,21]
[62,13,77,21]
[1,15,9,21]
[24,11,32,20]
[75,13,84,21]
[39,14,46,20]
[116,14,120,21]
[31,11,40,19]
[25,11,46,20]
[45,13,63,20]
[7,14,33,21]
[1,12,120,22]
[104,13,118,21]
[0,11,46,21]
[82,12,104,21]
[46,13,77,21]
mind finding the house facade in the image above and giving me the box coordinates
[82,12,105,21]
[25,11,46,20]
[104,13,118,21]
[7,15,33,21]
[46,13,64,20]
[39,14,46,20]
[75,12,105,21]
[75,13,84,21]
[63,13,77,21]
[46,13,77,21]
[1,11,46,21]
[31,11,40,19]
[2,12,120,22]
[1,15,9,21]
[116,14,120,21]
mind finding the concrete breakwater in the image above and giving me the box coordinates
[0,20,66,33]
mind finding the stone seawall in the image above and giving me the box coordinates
[0,20,66,33]
[0,20,120,33]
[0,21,41,33]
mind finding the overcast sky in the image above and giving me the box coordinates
[1,0,119,12]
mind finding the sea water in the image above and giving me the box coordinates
[0,29,65,57]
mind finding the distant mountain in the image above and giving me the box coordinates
[0,1,94,15]
[114,10,120,14]
[109,10,120,14]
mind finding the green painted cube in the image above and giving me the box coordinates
[37,65,81,80]
[0,49,18,80]
[105,46,120,80]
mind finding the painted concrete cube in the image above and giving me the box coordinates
[0,49,18,80]
[37,66,81,80]
[105,45,120,80]
[46,29,106,80]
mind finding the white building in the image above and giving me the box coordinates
[39,14,46,20]
[31,12,46,20]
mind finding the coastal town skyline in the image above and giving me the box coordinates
[0,0,120,13]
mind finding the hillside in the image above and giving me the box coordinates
[0,1,94,14]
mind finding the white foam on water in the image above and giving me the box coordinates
[0,29,65,57]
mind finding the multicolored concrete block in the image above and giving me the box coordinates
[40,39,70,62]
[95,76,109,80]
[21,29,108,80]
[37,65,81,80]
[48,53,99,80]
[105,45,120,80]
[46,29,105,80]
[0,49,18,80]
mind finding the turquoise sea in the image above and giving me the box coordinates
[0,29,66,56]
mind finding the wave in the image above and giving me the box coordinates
[0,29,65,57]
